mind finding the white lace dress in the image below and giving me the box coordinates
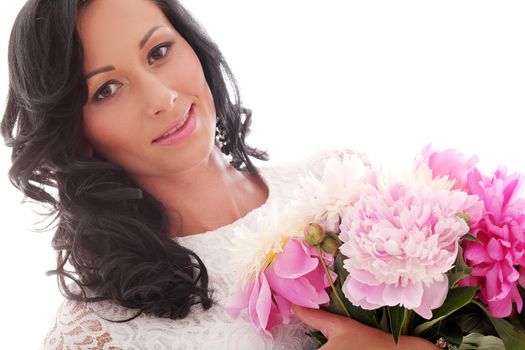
[41,148,370,350]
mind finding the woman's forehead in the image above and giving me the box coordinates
[77,0,173,50]
[78,0,168,25]
[76,0,175,75]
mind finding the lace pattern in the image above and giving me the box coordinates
[42,147,369,349]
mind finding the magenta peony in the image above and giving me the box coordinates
[415,143,479,191]
[459,166,525,317]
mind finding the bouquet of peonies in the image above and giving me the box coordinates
[225,145,525,349]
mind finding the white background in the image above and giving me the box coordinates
[1,0,524,348]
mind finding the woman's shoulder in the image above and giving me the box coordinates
[41,297,122,349]
[41,287,139,349]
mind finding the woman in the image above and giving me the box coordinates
[2,0,438,348]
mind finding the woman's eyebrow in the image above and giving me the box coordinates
[139,25,166,49]
[85,25,167,80]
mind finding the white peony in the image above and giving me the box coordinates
[291,152,374,233]
[228,201,315,287]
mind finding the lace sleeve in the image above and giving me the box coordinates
[41,299,123,350]
[302,146,373,178]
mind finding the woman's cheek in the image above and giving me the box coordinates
[82,110,133,160]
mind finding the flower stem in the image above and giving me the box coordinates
[316,245,351,318]
[401,308,412,335]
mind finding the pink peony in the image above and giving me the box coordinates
[225,238,336,336]
[415,143,479,191]
[459,166,525,317]
[339,175,483,319]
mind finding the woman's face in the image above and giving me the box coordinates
[77,0,217,177]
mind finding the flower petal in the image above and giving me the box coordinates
[273,239,318,279]
[382,282,424,309]
[266,264,327,307]
[487,238,505,261]
[256,272,273,330]
[342,277,384,309]
[519,269,525,289]
[248,276,262,330]
[274,294,291,324]
[225,280,255,319]
[265,302,283,335]
[487,293,513,318]
[412,278,449,319]
[463,242,489,264]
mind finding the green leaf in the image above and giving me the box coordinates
[458,333,505,350]
[344,302,379,328]
[455,312,495,335]
[326,231,343,246]
[463,233,482,243]
[325,289,349,317]
[333,252,349,284]
[387,306,406,345]
[413,287,478,336]
[418,320,442,339]
[325,284,378,327]
[448,245,473,288]
[511,286,525,329]
[472,300,525,350]
[378,308,389,332]
[488,317,525,350]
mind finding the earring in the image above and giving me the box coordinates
[215,118,230,155]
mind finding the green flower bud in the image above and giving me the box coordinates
[320,236,339,255]
[303,223,325,246]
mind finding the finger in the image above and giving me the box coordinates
[291,304,347,338]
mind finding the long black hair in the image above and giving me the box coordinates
[1,0,269,321]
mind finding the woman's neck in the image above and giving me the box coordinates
[129,148,269,237]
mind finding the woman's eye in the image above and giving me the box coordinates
[148,42,173,65]
[92,42,173,103]
[93,80,123,102]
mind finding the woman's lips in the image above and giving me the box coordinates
[152,104,193,142]
[152,104,197,145]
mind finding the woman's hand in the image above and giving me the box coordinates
[292,304,440,350]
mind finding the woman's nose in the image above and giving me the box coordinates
[142,73,178,118]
